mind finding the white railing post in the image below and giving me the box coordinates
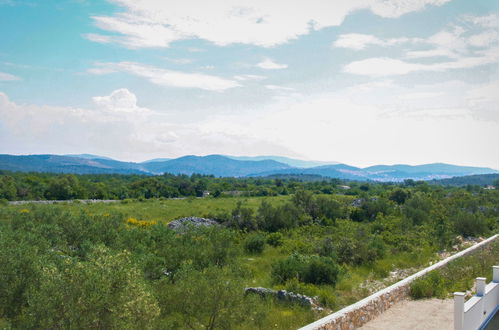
[493,266,499,283]
[476,277,486,296]
[454,292,465,330]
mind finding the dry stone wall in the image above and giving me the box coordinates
[300,234,498,330]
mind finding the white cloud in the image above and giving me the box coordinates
[467,31,499,48]
[463,14,499,29]
[233,74,266,81]
[92,88,151,115]
[344,57,424,76]
[198,83,499,167]
[0,72,21,81]
[367,0,451,18]
[89,62,240,91]
[0,90,294,160]
[397,92,444,100]
[344,49,499,76]
[2,77,498,167]
[82,33,113,44]
[163,57,194,65]
[265,85,295,91]
[256,58,288,70]
[342,15,499,76]
[405,48,457,59]
[333,33,415,50]
[87,0,450,48]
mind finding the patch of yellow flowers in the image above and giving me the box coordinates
[126,217,157,228]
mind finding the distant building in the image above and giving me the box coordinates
[338,185,351,190]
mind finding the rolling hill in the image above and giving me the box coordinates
[0,154,497,181]
[141,155,291,176]
[0,154,148,175]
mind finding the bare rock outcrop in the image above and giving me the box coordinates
[167,216,219,231]
[245,287,320,309]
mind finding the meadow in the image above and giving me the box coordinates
[0,176,498,329]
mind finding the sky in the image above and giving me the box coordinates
[0,0,498,168]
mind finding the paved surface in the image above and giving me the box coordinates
[359,298,453,330]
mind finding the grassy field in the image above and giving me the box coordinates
[2,196,441,309]
[1,193,496,329]
[3,196,290,223]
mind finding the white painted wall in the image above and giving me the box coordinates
[455,266,499,330]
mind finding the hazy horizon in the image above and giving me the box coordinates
[2,152,499,170]
[1,0,498,168]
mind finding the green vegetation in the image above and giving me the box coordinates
[0,172,498,329]
[410,240,499,299]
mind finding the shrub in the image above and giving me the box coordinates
[244,233,266,254]
[266,232,283,247]
[303,258,339,285]
[402,193,432,225]
[410,272,446,299]
[256,201,304,232]
[271,254,339,286]
[452,211,488,237]
[271,254,308,284]
[19,246,160,329]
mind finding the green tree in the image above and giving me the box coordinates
[156,266,255,329]
[389,188,409,205]
[0,175,17,200]
[403,192,432,225]
[45,175,84,200]
[21,246,160,329]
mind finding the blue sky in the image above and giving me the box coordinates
[0,0,498,168]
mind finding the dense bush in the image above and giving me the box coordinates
[271,254,340,286]
[20,246,160,329]
[452,211,488,237]
[267,232,284,247]
[350,197,391,222]
[244,233,266,254]
[402,192,432,225]
[410,271,446,299]
[256,201,305,232]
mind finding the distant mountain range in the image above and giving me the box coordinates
[0,154,497,182]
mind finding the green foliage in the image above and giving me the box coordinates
[256,200,304,232]
[271,254,340,286]
[267,232,284,247]
[402,192,432,225]
[452,211,488,237]
[410,241,499,299]
[45,175,85,200]
[230,201,257,230]
[0,176,16,200]
[0,176,498,329]
[20,246,160,329]
[410,271,447,299]
[245,233,266,254]
[155,266,263,329]
[350,197,391,222]
[389,188,409,204]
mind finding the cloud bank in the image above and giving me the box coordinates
[86,0,451,48]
